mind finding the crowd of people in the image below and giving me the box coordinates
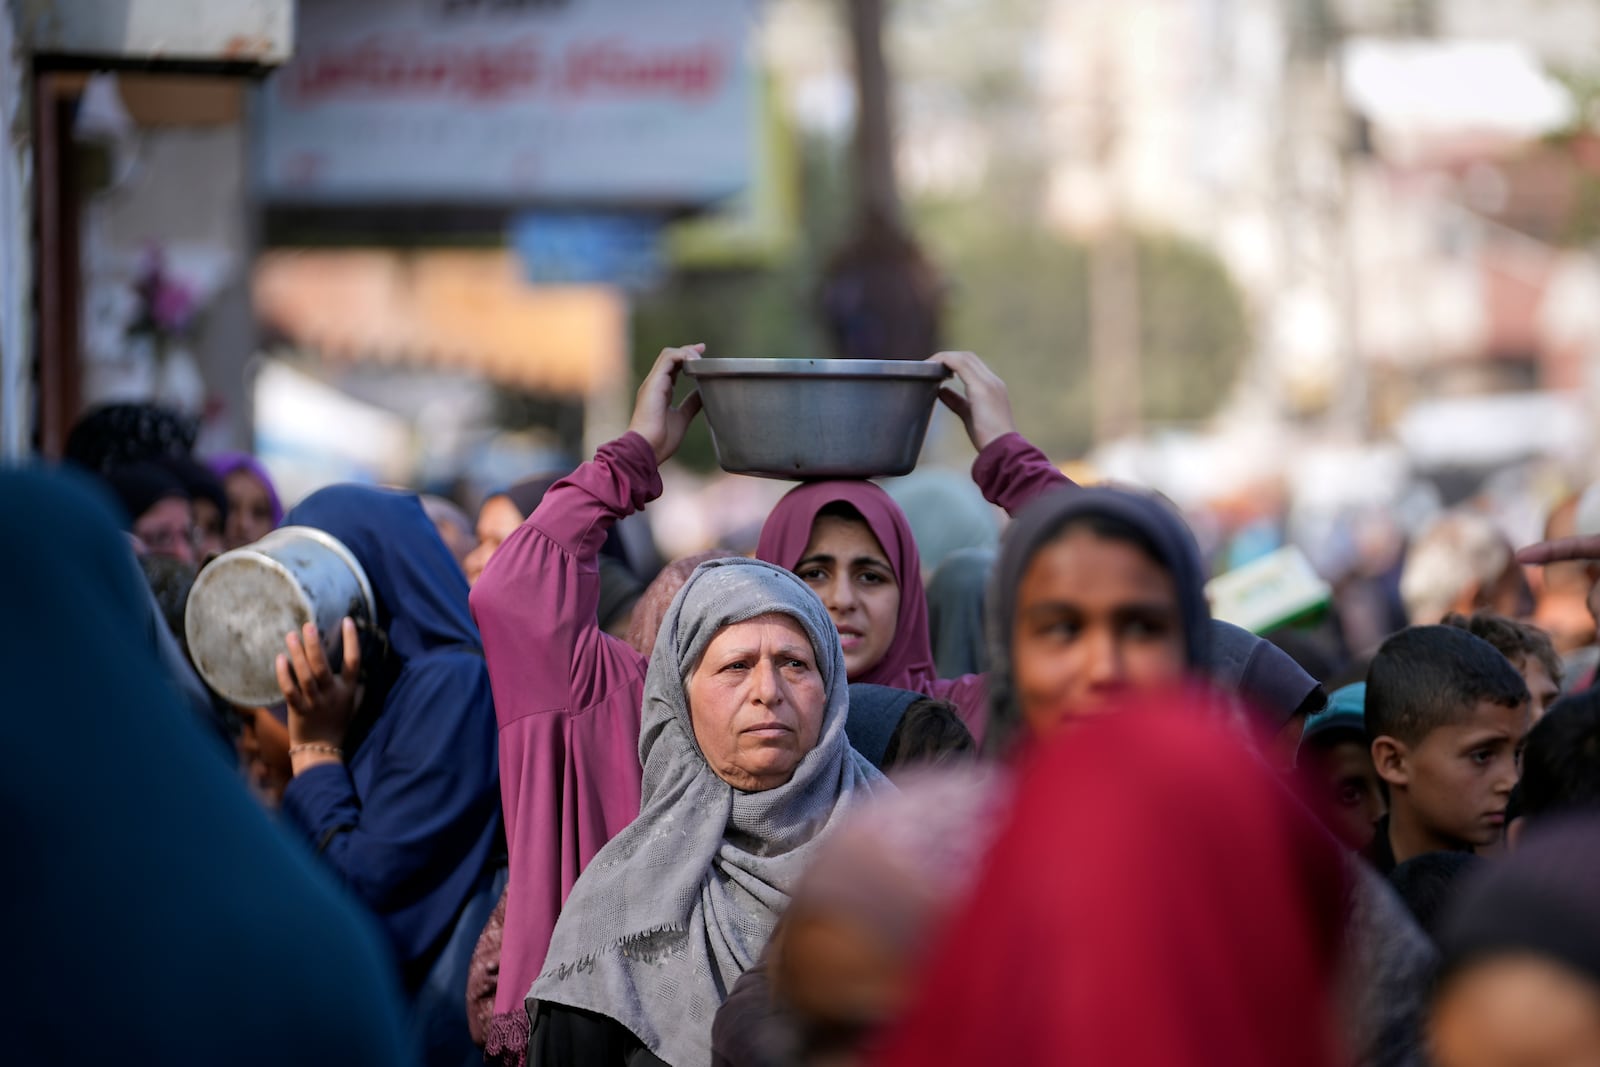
[11,346,1600,1067]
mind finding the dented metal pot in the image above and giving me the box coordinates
[185,526,376,708]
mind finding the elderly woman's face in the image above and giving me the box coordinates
[687,612,827,791]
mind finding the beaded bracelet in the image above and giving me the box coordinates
[288,743,344,760]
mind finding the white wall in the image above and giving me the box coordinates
[0,1,32,460]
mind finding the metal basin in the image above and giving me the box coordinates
[185,526,376,708]
[685,358,951,479]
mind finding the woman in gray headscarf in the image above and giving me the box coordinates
[527,557,884,1067]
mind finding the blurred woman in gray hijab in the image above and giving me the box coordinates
[526,558,884,1067]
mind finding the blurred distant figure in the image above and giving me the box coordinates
[1442,612,1563,721]
[1401,512,1532,626]
[474,475,680,641]
[164,456,228,561]
[1390,852,1481,945]
[1429,818,1600,1067]
[1363,626,1531,874]
[105,461,199,566]
[874,701,1348,1067]
[1530,491,1598,658]
[924,546,993,679]
[1209,619,1326,771]
[422,494,476,572]
[1297,682,1386,853]
[139,553,198,651]
[883,470,997,579]
[1508,690,1600,848]
[210,453,283,550]
[464,476,561,586]
[64,401,196,472]
[623,550,735,656]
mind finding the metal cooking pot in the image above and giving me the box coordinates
[185,526,377,708]
[685,358,951,479]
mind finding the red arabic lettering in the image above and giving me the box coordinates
[285,35,546,103]
[561,40,726,99]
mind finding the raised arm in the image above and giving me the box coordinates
[469,344,703,724]
[928,350,1075,515]
[469,345,705,1055]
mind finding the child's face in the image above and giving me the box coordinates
[1517,655,1560,723]
[1300,737,1385,852]
[1010,528,1187,735]
[1430,955,1600,1067]
[1386,699,1531,849]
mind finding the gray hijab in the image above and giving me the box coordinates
[530,557,884,1067]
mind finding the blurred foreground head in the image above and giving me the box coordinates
[1430,817,1600,1067]
[875,691,1349,1067]
[770,766,1007,1063]
[0,466,415,1064]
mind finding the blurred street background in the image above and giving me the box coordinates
[5,0,1600,571]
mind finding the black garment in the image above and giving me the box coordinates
[1364,813,1399,876]
[1364,814,1473,878]
[530,1004,670,1067]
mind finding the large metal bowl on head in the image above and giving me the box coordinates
[185,526,377,708]
[685,358,951,479]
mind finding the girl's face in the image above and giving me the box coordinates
[1010,527,1187,736]
[224,469,276,550]
[795,515,901,680]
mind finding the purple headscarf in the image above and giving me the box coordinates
[208,453,284,527]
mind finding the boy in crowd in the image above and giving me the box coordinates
[1442,611,1564,721]
[1506,687,1600,848]
[1363,625,1531,874]
[1296,682,1386,853]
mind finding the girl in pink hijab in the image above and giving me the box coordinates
[755,352,1071,745]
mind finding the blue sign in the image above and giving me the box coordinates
[511,212,665,290]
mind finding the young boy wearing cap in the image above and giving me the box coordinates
[1296,682,1386,852]
[1363,625,1531,874]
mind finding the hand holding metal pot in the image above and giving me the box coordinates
[627,344,705,464]
[277,617,362,773]
[928,350,1018,452]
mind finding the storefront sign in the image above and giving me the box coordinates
[255,0,756,206]
[20,0,292,65]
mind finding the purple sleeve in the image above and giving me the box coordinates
[468,434,657,1030]
[469,431,660,734]
[971,431,1075,517]
[468,433,657,837]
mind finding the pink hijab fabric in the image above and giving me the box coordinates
[756,481,938,694]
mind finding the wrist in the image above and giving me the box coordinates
[289,742,344,776]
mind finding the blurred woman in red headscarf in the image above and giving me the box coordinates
[874,695,1350,1067]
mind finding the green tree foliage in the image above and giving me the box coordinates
[631,139,1251,467]
[923,202,1252,459]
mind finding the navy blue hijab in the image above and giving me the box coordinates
[0,467,414,1064]
[279,486,502,987]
